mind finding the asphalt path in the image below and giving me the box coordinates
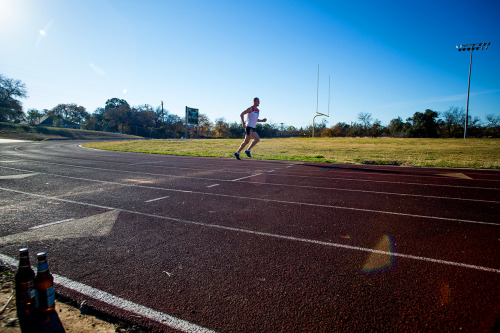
[0,140,498,332]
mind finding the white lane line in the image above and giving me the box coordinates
[1,187,498,274]
[13,151,253,176]
[145,196,170,203]
[207,184,219,188]
[231,173,262,181]
[0,254,216,333]
[30,218,75,230]
[299,164,500,182]
[280,172,500,190]
[2,153,500,195]
[4,156,498,191]
[129,160,169,166]
[0,173,38,180]
[207,224,500,274]
[0,170,496,226]
[268,170,275,173]
[0,139,29,143]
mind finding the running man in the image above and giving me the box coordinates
[234,97,267,160]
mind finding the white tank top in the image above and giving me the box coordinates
[246,106,259,128]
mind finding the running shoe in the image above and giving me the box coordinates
[244,150,252,158]
[234,152,241,160]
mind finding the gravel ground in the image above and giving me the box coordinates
[0,266,147,333]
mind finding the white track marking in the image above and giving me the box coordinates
[207,184,219,188]
[69,146,500,183]
[0,173,38,180]
[4,164,495,204]
[231,173,263,181]
[0,187,498,273]
[0,254,216,333]
[19,147,296,175]
[2,150,499,187]
[145,196,170,203]
[0,170,497,226]
[281,173,500,189]
[29,218,75,230]
[1,158,498,199]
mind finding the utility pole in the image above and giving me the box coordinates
[456,42,490,138]
[161,101,164,124]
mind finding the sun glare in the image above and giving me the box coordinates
[0,0,14,24]
[39,29,46,36]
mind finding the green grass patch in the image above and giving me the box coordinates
[83,137,500,169]
[0,122,141,141]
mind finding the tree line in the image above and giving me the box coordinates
[1,73,499,138]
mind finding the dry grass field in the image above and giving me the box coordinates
[84,137,500,169]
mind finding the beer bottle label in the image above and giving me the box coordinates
[17,281,35,302]
[46,286,55,307]
[36,286,55,309]
[37,262,49,272]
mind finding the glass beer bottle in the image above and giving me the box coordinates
[15,248,36,311]
[34,252,55,312]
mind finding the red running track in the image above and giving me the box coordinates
[0,141,498,332]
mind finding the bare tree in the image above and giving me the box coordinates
[441,107,465,137]
[486,114,500,127]
[357,112,372,134]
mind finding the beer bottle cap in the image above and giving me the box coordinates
[19,248,29,255]
[37,252,47,260]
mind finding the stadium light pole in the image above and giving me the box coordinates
[456,42,490,138]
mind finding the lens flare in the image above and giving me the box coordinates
[362,234,394,273]
[35,20,53,49]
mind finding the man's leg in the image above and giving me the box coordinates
[235,135,251,159]
[237,135,251,153]
[246,131,261,151]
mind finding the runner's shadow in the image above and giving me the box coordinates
[17,308,65,333]
[302,164,406,175]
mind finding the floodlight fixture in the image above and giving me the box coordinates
[456,41,490,138]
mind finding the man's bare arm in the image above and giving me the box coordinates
[240,107,252,127]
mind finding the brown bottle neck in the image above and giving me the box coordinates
[19,257,31,268]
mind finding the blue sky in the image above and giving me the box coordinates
[1,0,499,128]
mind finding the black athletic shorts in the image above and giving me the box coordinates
[246,126,256,135]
